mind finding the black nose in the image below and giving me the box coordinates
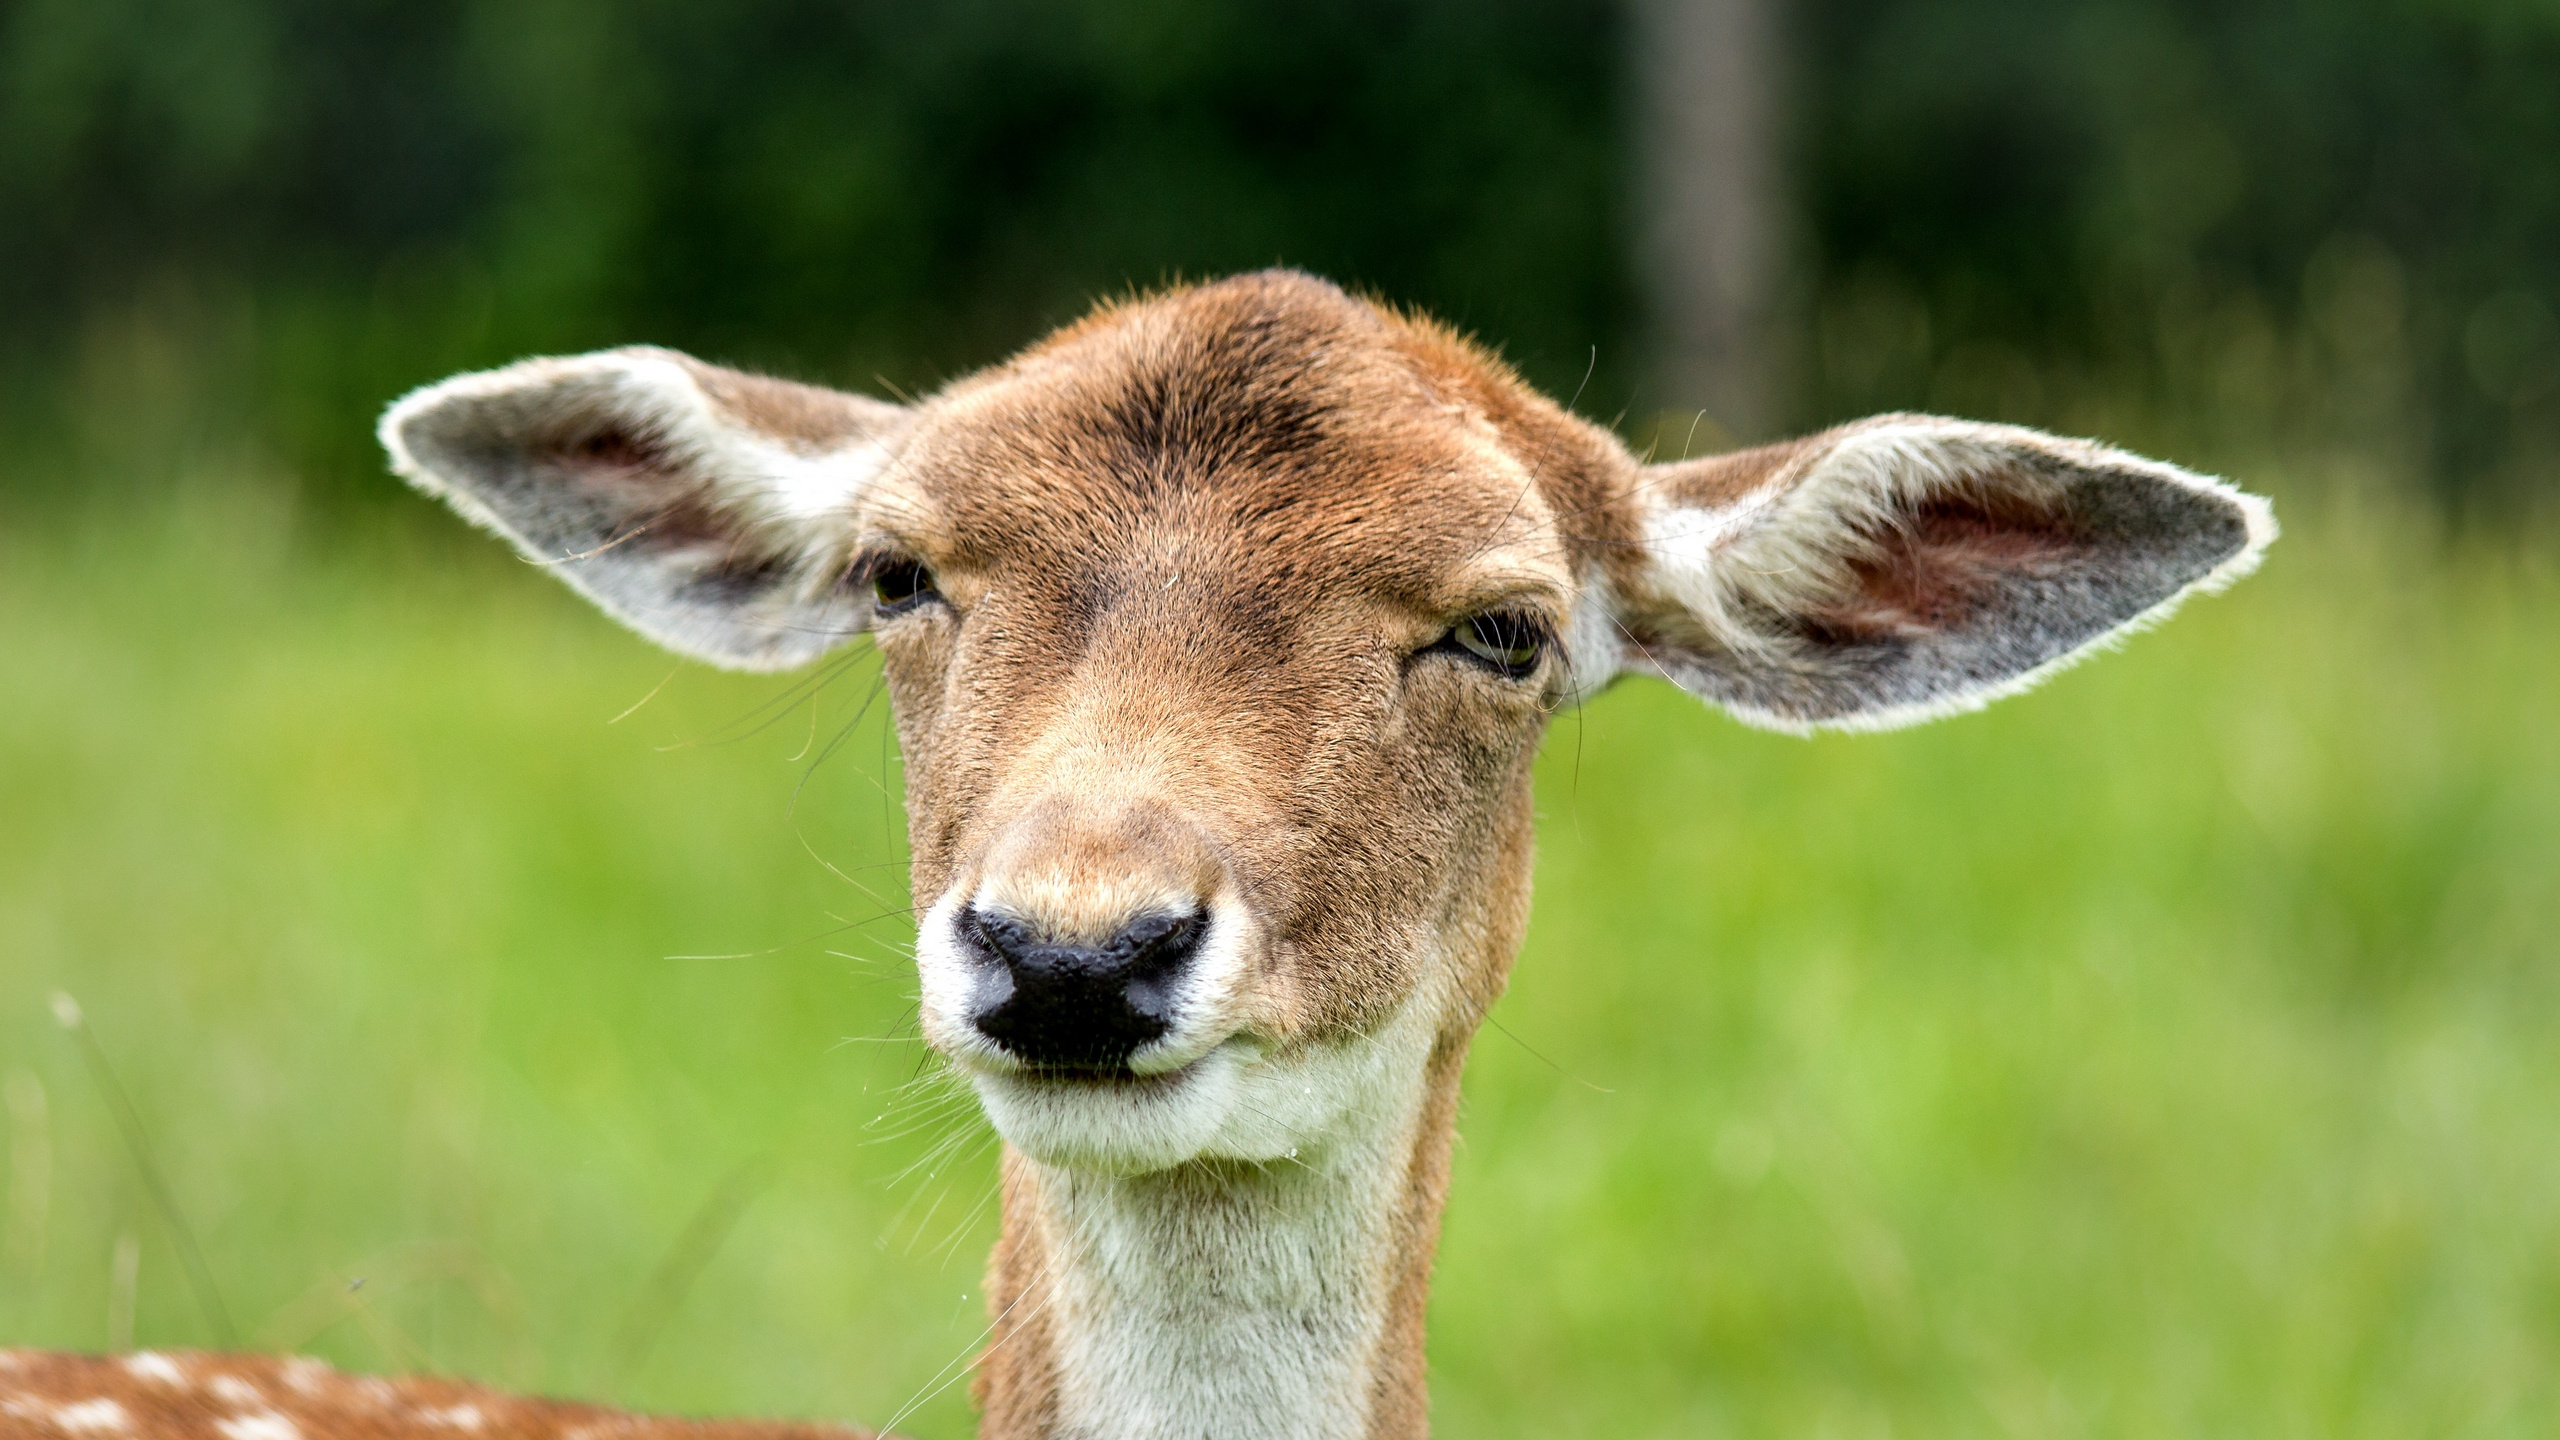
[963,906,1206,1071]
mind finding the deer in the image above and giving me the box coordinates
[4,270,2272,1439]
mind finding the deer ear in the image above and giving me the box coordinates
[380,347,913,671]
[1610,415,2276,733]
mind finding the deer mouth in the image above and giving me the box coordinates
[1015,1059,1202,1088]
[966,1037,1256,1174]
[959,992,1446,1177]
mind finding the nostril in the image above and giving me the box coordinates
[961,910,1037,974]
[961,905,1209,1070]
[1110,909,1204,1015]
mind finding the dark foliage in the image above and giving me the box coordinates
[2,0,2553,503]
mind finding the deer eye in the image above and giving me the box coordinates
[867,558,941,618]
[1437,611,1548,679]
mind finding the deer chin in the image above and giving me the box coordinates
[965,1042,1252,1174]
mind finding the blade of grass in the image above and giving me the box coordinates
[52,991,239,1347]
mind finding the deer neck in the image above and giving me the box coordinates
[972,1020,1470,1440]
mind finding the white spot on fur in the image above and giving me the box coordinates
[215,1413,302,1440]
[51,1398,131,1433]
[419,1403,486,1429]
[119,1353,185,1386]
[279,1357,327,1395]
[767,441,893,521]
[207,1374,263,1407]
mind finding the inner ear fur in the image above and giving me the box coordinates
[381,347,911,671]
[1617,414,2276,733]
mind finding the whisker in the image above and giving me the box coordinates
[789,671,893,814]
[652,646,874,753]
[606,665,682,725]
[924,1142,1005,1266]
[873,1249,1066,1440]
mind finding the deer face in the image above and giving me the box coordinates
[384,271,2270,1177]
[858,285,1624,1174]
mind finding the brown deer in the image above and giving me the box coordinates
[5,271,2271,1439]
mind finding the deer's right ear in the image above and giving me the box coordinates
[380,347,913,671]
[1602,415,2274,732]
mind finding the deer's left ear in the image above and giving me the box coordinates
[381,347,913,671]
[1605,415,2276,733]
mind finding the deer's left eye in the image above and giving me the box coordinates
[864,556,943,618]
[1436,612,1548,679]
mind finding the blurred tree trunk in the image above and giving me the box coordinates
[1633,0,1789,443]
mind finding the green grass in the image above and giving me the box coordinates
[3,477,2555,1437]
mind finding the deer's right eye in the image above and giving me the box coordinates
[869,559,941,618]
[1422,610,1550,681]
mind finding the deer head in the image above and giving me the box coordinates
[382,271,2271,1440]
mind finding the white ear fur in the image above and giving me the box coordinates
[1614,416,2276,733]
[381,347,911,671]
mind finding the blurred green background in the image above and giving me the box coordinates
[3,2,2557,1436]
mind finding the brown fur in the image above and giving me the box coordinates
[1359,1035,1472,1440]
[677,357,904,454]
[877,273,1619,1037]
[972,1152,1065,1437]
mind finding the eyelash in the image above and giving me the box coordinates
[1427,611,1550,680]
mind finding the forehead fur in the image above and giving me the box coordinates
[888,270,1633,600]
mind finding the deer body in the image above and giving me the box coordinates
[0,1350,869,1438]
[5,272,2271,1438]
